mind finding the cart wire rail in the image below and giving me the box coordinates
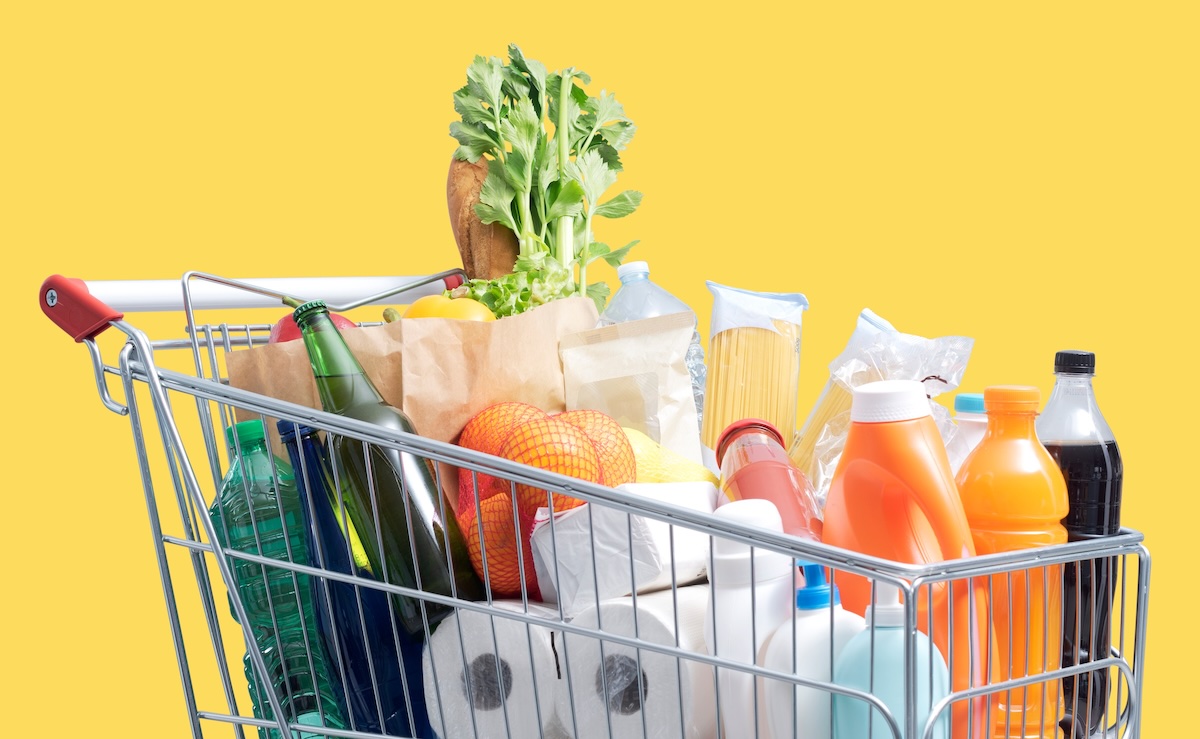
[40,272,1150,739]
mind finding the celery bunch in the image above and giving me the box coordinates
[450,44,642,317]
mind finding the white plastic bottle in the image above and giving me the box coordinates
[947,392,987,475]
[705,499,795,739]
[953,394,987,450]
[599,261,707,431]
[759,563,866,739]
[832,582,950,739]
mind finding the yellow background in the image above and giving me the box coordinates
[2,2,1195,735]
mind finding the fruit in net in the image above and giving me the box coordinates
[557,409,637,487]
[456,402,547,509]
[499,415,599,516]
[459,491,538,598]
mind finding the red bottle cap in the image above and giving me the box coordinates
[715,418,785,465]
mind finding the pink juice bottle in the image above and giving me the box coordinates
[716,419,821,540]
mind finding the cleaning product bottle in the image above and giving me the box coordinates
[957,386,1068,737]
[759,563,866,739]
[599,260,706,431]
[716,418,822,540]
[832,581,950,739]
[209,420,348,738]
[278,420,431,738]
[1036,350,1123,735]
[822,379,992,739]
[705,499,795,739]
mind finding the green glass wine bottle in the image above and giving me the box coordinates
[293,300,483,636]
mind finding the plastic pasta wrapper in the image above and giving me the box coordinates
[789,308,973,511]
[700,281,809,451]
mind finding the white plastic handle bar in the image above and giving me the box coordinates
[82,275,451,313]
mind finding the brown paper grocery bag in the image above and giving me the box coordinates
[225,296,600,513]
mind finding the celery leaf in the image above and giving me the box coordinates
[594,190,643,219]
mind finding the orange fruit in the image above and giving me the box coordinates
[459,491,538,598]
[498,415,599,517]
[557,409,637,487]
[457,402,547,509]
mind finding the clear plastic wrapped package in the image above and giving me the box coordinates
[790,308,973,510]
[701,281,810,451]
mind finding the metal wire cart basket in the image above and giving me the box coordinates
[40,272,1150,739]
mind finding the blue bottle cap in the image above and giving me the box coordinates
[796,562,840,610]
[276,418,318,444]
[954,393,985,414]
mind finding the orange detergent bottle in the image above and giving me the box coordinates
[824,380,993,739]
[956,386,1069,738]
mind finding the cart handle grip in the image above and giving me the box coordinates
[40,274,124,342]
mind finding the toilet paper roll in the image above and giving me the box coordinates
[423,602,571,739]
[560,586,717,739]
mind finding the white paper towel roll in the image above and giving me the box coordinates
[530,502,663,620]
[560,586,717,739]
[617,482,719,593]
[423,602,571,739]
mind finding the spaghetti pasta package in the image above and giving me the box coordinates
[789,308,974,510]
[700,281,809,451]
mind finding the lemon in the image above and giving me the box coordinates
[622,427,720,486]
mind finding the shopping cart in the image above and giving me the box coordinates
[40,272,1150,739]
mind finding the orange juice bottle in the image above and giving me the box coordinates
[956,386,1069,738]
[824,380,993,739]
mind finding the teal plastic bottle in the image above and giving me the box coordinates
[209,420,348,738]
[832,581,950,739]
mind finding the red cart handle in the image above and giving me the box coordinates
[40,275,124,342]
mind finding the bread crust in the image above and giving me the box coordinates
[446,156,520,280]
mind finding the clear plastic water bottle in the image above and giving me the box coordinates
[599,261,706,431]
[209,419,348,738]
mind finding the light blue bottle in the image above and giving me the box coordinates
[832,582,950,739]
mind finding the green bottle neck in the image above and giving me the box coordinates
[296,306,384,414]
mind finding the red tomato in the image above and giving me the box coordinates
[267,311,357,343]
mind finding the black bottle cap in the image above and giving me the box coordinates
[1055,350,1096,375]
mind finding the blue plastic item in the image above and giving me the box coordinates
[954,393,985,414]
[795,562,840,610]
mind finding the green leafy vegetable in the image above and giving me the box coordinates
[450,44,642,317]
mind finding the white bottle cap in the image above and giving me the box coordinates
[865,581,905,628]
[616,261,650,280]
[850,380,932,423]
[710,499,794,586]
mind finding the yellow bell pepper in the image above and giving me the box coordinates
[401,294,496,322]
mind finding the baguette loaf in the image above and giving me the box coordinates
[446,156,519,280]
